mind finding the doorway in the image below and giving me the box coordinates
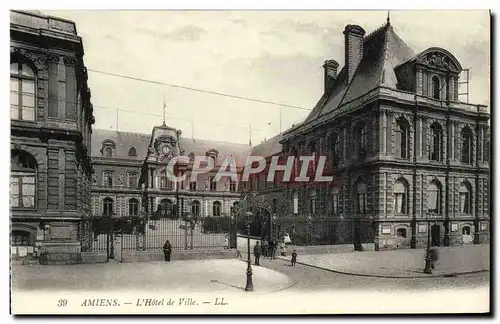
[431,225,441,246]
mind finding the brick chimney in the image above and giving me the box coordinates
[343,24,366,84]
[323,59,339,93]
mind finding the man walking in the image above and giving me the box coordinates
[163,240,172,262]
[253,241,262,266]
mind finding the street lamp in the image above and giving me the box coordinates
[307,215,312,246]
[423,212,433,274]
[244,211,254,292]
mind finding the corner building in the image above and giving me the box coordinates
[10,10,95,264]
[273,21,490,250]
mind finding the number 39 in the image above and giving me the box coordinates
[57,299,67,307]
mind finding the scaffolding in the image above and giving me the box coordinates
[458,68,471,103]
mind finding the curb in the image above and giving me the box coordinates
[276,257,489,279]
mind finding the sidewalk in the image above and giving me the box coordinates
[11,259,294,294]
[278,244,490,278]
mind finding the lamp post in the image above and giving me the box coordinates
[423,213,433,274]
[244,211,254,292]
[307,215,312,246]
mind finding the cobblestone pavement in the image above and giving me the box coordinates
[275,244,489,278]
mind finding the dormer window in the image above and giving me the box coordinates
[128,147,137,157]
[104,147,113,157]
[206,149,219,165]
[432,76,440,100]
[101,140,116,158]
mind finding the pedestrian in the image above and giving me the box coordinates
[280,239,287,256]
[291,249,297,266]
[262,240,268,258]
[163,239,172,262]
[429,246,439,269]
[271,239,277,260]
[253,241,262,266]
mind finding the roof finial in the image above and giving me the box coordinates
[162,93,166,126]
[387,11,390,25]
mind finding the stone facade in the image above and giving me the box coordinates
[10,10,94,264]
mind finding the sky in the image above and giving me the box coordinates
[45,10,490,145]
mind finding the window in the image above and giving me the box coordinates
[393,179,408,214]
[128,147,137,157]
[128,198,139,216]
[160,170,173,190]
[11,230,31,246]
[103,197,114,216]
[396,118,410,159]
[332,187,340,215]
[293,191,299,215]
[308,141,317,172]
[213,201,221,217]
[330,133,340,166]
[290,148,299,180]
[104,147,113,157]
[10,61,36,121]
[427,180,442,214]
[102,171,114,187]
[356,123,368,159]
[160,199,173,218]
[229,180,237,192]
[397,228,407,238]
[189,181,197,191]
[10,150,37,208]
[459,182,472,214]
[127,172,138,188]
[432,76,440,100]
[209,176,217,191]
[430,122,443,161]
[356,181,367,213]
[191,200,200,217]
[461,127,473,164]
[309,189,317,215]
[462,226,471,235]
[231,201,239,215]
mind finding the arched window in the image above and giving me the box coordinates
[430,122,443,161]
[229,180,237,192]
[308,141,318,172]
[102,170,114,187]
[10,61,36,121]
[396,118,410,159]
[127,172,138,188]
[427,180,442,214]
[356,181,367,213]
[159,170,173,190]
[103,197,114,216]
[189,181,197,191]
[231,201,239,215]
[397,228,407,238]
[213,201,221,217]
[160,199,173,218]
[461,126,473,164]
[128,198,139,216]
[10,150,37,208]
[432,76,440,100]
[330,132,340,166]
[309,189,318,215]
[128,147,137,157]
[332,187,340,215]
[104,147,113,157]
[209,176,217,191]
[355,122,368,159]
[191,200,200,217]
[293,191,299,215]
[290,147,299,180]
[462,226,471,235]
[393,179,408,214]
[459,182,472,214]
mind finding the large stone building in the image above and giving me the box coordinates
[252,19,490,250]
[10,10,95,263]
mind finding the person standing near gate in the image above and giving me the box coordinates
[163,240,172,262]
[253,241,262,266]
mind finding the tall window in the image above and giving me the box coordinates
[430,122,443,161]
[128,198,139,216]
[330,132,340,166]
[397,228,407,238]
[356,123,368,159]
[103,171,114,187]
[396,118,410,159]
[189,181,197,191]
[127,172,138,188]
[462,226,471,235]
[103,197,114,216]
[104,147,113,157]
[10,61,35,121]
[231,201,239,215]
[332,187,339,215]
[356,181,367,213]
[160,199,173,218]
[209,176,217,191]
[213,201,221,216]
[229,180,237,192]
[427,180,442,214]
[128,147,137,157]
[393,179,408,214]
[191,200,200,217]
[308,141,317,172]
[432,76,440,100]
[10,150,37,208]
[160,170,173,190]
[309,189,318,215]
[459,182,472,214]
[461,127,473,164]
[293,191,299,215]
